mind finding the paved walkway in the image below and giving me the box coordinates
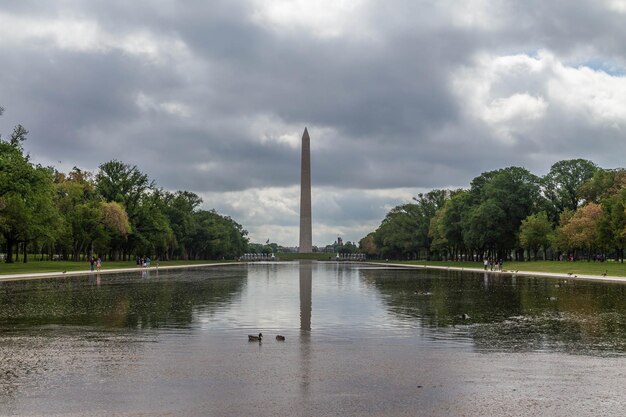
[0,263,239,282]
[375,262,626,283]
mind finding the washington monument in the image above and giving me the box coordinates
[299,127,312,253]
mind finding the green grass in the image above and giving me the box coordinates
[375,259,626,277]
[0,259,229,276]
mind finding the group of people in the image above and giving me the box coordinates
[89,256,102,272]
[483,258,503,271]
[136,255,153,267]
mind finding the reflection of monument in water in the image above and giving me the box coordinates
[299,261,312,395]
[299,128,312,253]
[299,261,312,331]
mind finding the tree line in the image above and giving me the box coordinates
[360,159,626,263]
[0,109,248,263]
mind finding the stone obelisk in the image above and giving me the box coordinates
[299,127,312,253]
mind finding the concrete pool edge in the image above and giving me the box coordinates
[0,262,241,282]
[370,261,626,284]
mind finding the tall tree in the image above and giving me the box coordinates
[374,203,422,259]
[55,168,102,260]
[542,159,599,221]
[95,160,155,259]
[0,131,59,262]
[558,203,604,260]
[465,167,543,258]
[519,212,552,260]
[578,168,626,204]
[441,191,470,259]
[358,233,378,258]
[191,210,247,259]
[163,191,202,259]
[598,188,626,262]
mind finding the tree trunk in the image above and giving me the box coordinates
[5,238,15,263]
[23,241,28,263]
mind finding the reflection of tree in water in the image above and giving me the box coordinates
[361,268,626,354]
[0,267,246,330]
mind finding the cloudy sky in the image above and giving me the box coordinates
[1,1,626,247]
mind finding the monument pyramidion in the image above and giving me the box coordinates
[299,127,312,253]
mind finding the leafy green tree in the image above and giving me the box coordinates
[441,191,470,259]
[358,233,378,257]
[598,188,626,262]
[247,242,270,254]
[131,190,174,260]
[465,167,543,259]
[462,199,507,256]
[412,189,452,256]
[0,127,60,263]
[97,201,131,257]
[519,212,552,260]
[373,190,453,260]
[55,169,132,261]
[192,210,247,259]
[54,168,102,260]
[559,203,603,260]
[578,168,626,204]
[428,208,446,256]
[95,160,155,259]
[162,191,202,259]
[543,159,598,221]
[374,203,422,259]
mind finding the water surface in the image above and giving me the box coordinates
[1,263,625,416]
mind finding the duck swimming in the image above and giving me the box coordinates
[276,335,285,341]
[248,333,262,341]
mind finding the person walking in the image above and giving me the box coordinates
[89,256,95,272]
[483,258,488,271]
[96,257,102,272]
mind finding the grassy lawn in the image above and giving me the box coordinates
[0,259,229,275]
[379,259,626,277]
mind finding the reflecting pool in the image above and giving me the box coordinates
[1,262,625,416]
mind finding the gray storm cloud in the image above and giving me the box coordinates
[1,0,625,245]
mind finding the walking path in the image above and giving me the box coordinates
[376,262,626,284]
[0,263,239,282]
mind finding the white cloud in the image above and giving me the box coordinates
[199,185,433,247]
[0,12,189,63]
[439,0,505,30]
[247,114,341,150]
[249,0,369,38]
[607,0,626,13]
[452,51,626,143]
[136,93,192,118]
[549,64,626,128]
